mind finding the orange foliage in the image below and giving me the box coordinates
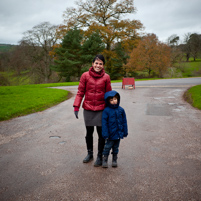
[56,0,143,72]
[125,34,171,77]
[49,44,61,58]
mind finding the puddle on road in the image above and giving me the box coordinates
[173,105,186,112]
[146,103,186,116]
[49,136,61,139]
[49,136,66,145]
[168,103,176,105]
[146,104,171,116]
[154,97,175,100]
[59,141,67,145]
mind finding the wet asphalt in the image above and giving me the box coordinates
[0,78,201,201]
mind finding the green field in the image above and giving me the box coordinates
[0,44,16,52]
[173,58,201,78]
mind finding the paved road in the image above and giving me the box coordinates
[0,78,201,200]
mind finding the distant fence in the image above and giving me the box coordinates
[122,77,135,89]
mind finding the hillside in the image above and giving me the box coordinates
[0,44,16,53]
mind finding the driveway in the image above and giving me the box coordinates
[0,78,201,200]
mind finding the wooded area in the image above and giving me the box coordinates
[0,0,201,86]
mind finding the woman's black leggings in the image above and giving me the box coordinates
[85,126,105,156]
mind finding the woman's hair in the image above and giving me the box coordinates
[92,54,105,65]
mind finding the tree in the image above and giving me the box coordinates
[20,22,59,83]
[182,33,192,62]
[167,34,180,47]
[188,33,201,61]
[58,0,143,73]
[125,34,171,78]
[110,42,129,79]
[167,34,184,67]
[51,28,104,81]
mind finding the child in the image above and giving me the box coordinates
[102,90,128,168]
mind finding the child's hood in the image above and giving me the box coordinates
[104,90,120,107]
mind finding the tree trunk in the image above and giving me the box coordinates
[186,53,190,62]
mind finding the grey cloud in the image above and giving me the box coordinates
[0,0,75,44]
[134,0,201,42]
[0,0,201,44]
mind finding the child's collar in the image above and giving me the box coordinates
[108,104,118,109]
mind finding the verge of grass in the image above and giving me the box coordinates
[175,58,201,77]
[183,84,201,110]
[0,85,69,121]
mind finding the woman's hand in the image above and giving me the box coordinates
[74,111,79,119]
[74,107,79,119]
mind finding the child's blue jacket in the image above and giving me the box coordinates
[102,90,128,140]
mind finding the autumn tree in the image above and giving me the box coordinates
[51,28,104,81]
[58,0,143,74]
[125,34,171,78]
[20,22,59,83]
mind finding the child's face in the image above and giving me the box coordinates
[109,97,118,105]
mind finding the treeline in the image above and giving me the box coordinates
[0,0,201,86]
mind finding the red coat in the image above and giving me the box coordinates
[73,67,112,111]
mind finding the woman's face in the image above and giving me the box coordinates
[92,58,104,72]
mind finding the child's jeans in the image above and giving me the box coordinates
[102,139,120,156]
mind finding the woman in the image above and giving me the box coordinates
[73,54,112,167]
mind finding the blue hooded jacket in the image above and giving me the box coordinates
[102,90,128,140]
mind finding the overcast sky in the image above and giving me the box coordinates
[0,0,201,45]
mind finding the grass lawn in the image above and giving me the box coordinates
[184,84,201,110]
[0,84,69,121]
[175,58,201,77]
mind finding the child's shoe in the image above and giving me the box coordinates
[102,155,108,168]
[94,155,102,167]
[112,154,118,167]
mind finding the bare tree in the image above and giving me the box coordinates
[20,22,59,83]
[181,33,191,62]
[167,34,184,67]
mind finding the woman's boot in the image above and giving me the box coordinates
[83,149,93,163]
[94,136,105,167]
[83,136,93,163]
[102,155,108,168]
[112,154,118,167]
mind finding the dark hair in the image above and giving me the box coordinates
[92,54,105,65]
[109,95,118,100]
